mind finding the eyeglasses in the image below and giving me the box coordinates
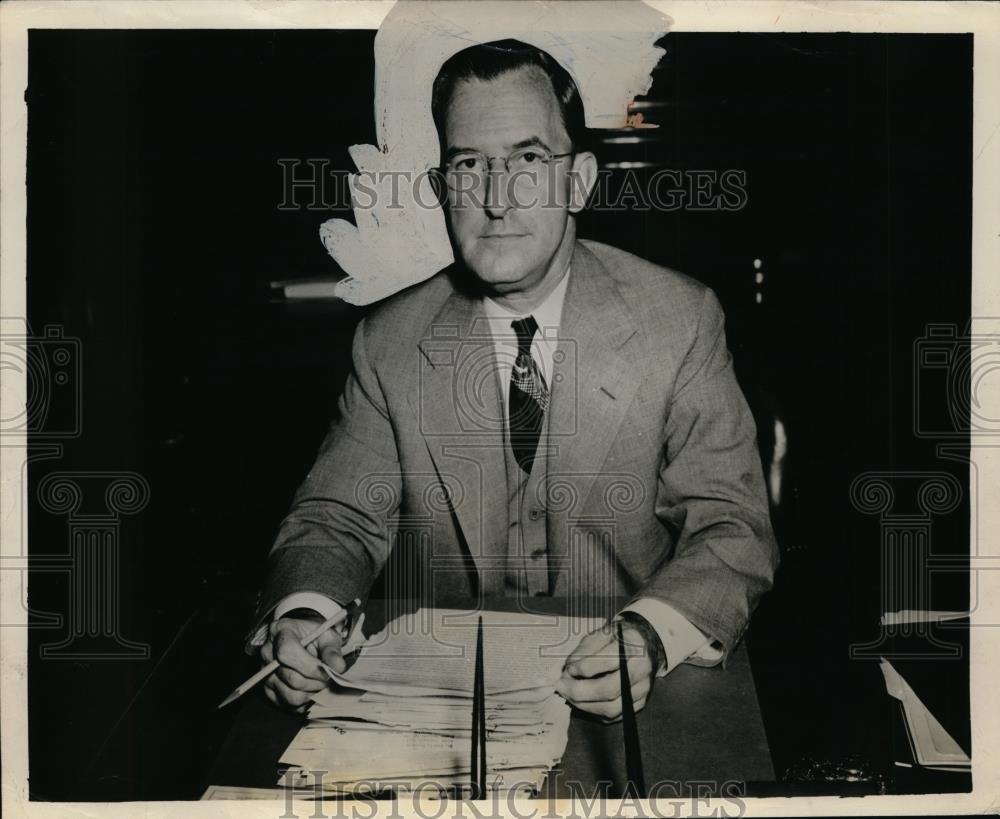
[443,147,574,181]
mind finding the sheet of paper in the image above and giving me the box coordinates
[879,660,970,769]
[336,609,603,694]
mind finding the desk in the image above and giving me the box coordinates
[208,599,773,796]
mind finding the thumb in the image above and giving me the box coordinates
[314,628,346,674]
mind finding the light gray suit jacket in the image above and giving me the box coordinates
[257,239,778,659]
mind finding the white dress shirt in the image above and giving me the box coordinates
[277,265,723,674]
[481,267,569,410]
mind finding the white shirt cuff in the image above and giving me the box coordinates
[621,598,722,676]
[247,593,346,650]
[275,592,344,622]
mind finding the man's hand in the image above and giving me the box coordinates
[260,615,346,712]
[555,617,663,722]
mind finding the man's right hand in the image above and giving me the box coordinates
[260,615,346,712]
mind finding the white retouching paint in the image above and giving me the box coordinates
[325,0,671,305]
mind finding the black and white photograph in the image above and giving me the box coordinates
[1,1,998,816]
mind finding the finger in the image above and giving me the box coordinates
[267,672,314,709]
[627,652,654,680]
[314,629,347,673]
[263,673,311,711]
[565,629,616,678]
[632,678,653,711]
[319,648,346,674]
[313,627,344,650]
[588,684,645,723]
[558,662,653,706]
[262,678,309,713]
[557,670,621,704]
[567,651,618,680]
[273,629,327,682]
[608,678,652,721]
[260,640,274,664]
[581,696,623,722]
[277,665,327,693]
[618,625,649,657]
[565,639,655,683]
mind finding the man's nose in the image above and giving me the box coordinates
[483,167,512,218]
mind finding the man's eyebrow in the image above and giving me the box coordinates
[443,137,556,161]
[444,146,481,161]
[511,137,555,152]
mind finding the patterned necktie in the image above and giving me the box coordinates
[508,315,549,473]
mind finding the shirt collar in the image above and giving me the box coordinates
[482,266,571,336]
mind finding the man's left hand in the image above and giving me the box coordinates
[555,617,663,722]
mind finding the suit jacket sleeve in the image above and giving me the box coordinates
[252,316,401,630]
[636,287,778,659]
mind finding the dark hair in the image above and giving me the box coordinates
[431,39,589,156]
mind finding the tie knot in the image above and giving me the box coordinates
[511,315,539,356]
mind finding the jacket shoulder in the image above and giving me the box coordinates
[358,269,456,351]
[578,239,716,323]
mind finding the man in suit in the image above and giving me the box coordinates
[253,40,778,720]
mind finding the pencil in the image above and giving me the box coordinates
[618,620,646,797]
[477,615,486,798]
[470,615,486,798]
[217,603,356,709]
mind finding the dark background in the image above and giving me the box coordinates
[25,31,971,799]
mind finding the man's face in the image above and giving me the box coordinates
[442,66,577,294]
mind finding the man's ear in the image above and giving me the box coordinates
[567,151,598,214]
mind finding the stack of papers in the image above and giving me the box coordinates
[279,608,603,794]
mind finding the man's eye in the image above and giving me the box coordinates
[454,157,482,171]
[510,151,542,171]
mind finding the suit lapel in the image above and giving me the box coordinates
[406,243,641,594]
[408,289,508,589]
[546,243,641,584]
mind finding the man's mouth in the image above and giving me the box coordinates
[480,233,526,239]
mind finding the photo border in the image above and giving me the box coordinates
[2,1,998,817]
